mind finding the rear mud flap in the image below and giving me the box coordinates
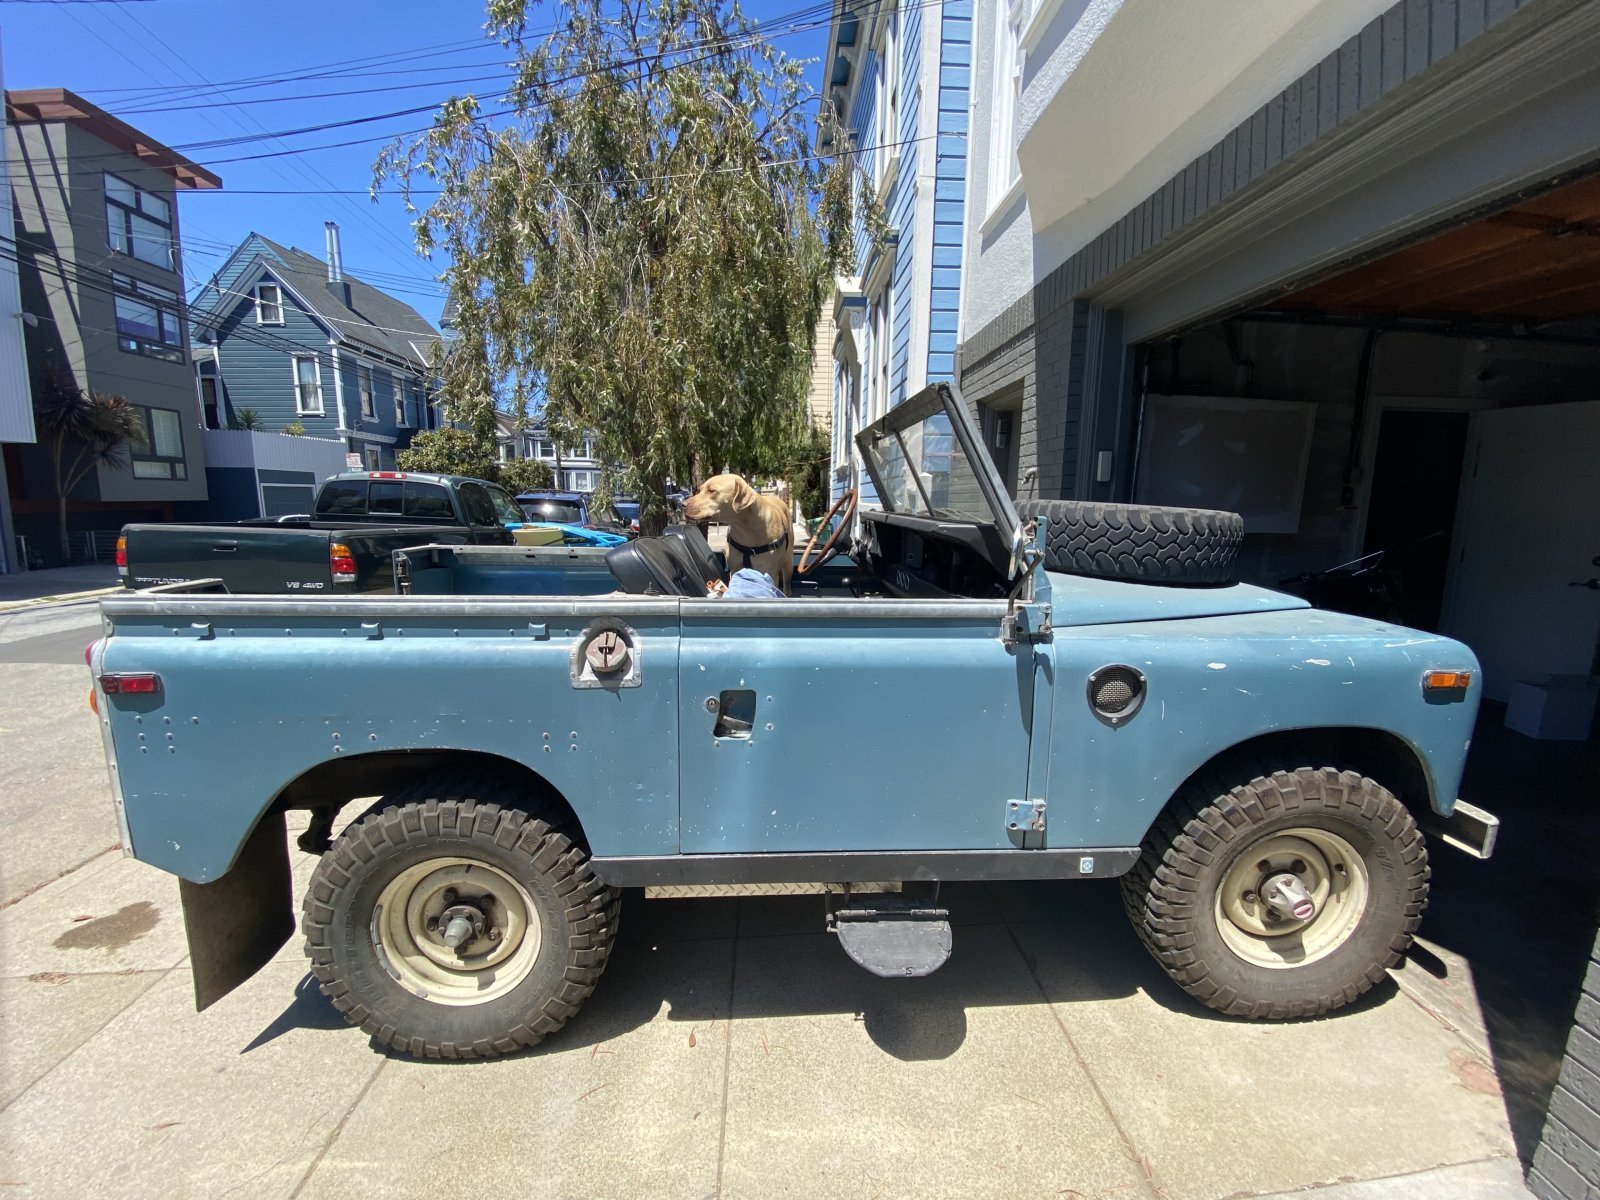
[179,812,295,1011]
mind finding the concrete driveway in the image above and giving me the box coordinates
[0,602,1534,1199]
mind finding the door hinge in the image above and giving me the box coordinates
[1006,799,1046,848]
[1001,604,1052,646]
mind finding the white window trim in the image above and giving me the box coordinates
[985,0,1025,219]
[875,1,900,188]
[291,353,325,416]
[393,372,410,425]
[358,364,375,420]
[255,282,284,326]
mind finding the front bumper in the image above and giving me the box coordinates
[1428,800,1500,860]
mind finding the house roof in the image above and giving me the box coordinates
[190,232,441,368]
[254,236,441,367]
[5,88,221,190]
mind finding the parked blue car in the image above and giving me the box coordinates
[86,383,1497,1060]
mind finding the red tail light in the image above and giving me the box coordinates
[99,673,161,695]
[115,535,127,573]
[330,542,357,583]
[368,471,407,479]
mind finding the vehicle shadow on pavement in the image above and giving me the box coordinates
[250,877,1401,1064]
[1408,709,1600,1164]
[241,973,353,1052]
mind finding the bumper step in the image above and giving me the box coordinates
[829,891,952,978]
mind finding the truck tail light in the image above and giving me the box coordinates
[115,535,127,575]
[99,673,161,695]
[368,471,407,479]
[330,542,358,583]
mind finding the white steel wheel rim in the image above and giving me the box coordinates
[1213,827,1370,970]
[372,858,542,1006]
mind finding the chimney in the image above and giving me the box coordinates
[324,221,351,306]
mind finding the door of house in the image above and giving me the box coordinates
[1441,401,1600,701]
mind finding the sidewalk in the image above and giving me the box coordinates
[0,563,120,609]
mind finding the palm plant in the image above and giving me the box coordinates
[31,371,145,561]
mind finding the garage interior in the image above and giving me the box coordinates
[1131,169,1600,1163]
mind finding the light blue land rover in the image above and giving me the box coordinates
[89,384,1497,1059]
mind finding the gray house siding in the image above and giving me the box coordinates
[956,0,1550,501]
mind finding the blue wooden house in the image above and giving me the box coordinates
[822,0,972,501]
[187,223,442,470]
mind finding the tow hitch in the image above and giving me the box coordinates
[828,884,952,978]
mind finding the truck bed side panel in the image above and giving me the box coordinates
[99,605,681,881]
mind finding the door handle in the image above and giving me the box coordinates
[1570,578,1600,590]
[212,543,238,552]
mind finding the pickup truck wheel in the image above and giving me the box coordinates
[302,797,617,1059]
[1122,767,1428,1019]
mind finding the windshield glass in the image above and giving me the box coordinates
[859,411,992,521]
[484,485,525,525]
[522,500,585,524]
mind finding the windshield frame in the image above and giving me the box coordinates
[854,383,1023,565]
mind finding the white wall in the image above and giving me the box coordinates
[961,0,1394,341]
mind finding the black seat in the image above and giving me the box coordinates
[605,538,704,597]
[662,524,725,586]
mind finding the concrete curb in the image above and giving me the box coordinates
[0,586,120,613]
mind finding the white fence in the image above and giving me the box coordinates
[200,429,349,476]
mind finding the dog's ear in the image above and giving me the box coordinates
[728,475,758,513]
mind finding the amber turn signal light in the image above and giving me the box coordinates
[1422,670,1472,692]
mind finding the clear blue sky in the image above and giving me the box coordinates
[1,0,832,329]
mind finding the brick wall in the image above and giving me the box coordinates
[1532,950,1600,1199]
[958,296,1088,499]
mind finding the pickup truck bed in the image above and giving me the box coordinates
[121,521,493,594]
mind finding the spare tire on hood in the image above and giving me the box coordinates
[1016,500,1243,586]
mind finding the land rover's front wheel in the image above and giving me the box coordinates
[302,793,617,1059]
[1122,766,1428,1019]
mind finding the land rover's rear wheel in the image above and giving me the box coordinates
[302,792,618,1059]
[1122,766,1429,1019]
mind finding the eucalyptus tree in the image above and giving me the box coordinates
[381,0,861,532]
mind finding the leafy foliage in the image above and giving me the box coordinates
[229,407,263,432]
[395,425,502,482]
[497,456,556,495]
[283,420,307,437]
[31,371,144,559]
[381,0,872,532]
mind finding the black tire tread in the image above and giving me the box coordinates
[1017,499,1243,585]
[302,773,618,1060]
[1121,763,1429,1019]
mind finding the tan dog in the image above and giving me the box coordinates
[682,474,793,594]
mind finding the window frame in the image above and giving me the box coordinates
[255,283,284,326]
[103,172,174,271]
[291,353,325,416]
[393,372,409,425]
[111,275,184,363]
[128,404,187,480]
[358,365,375,420]
[986,0,1025,214]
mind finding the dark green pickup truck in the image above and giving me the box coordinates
[119,472,518,594]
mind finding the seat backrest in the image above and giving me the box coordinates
[662,524,725,586]
[605,538,704,596]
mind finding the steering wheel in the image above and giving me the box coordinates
[797,489,858,576]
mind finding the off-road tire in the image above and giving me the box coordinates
[1016,500,1243,585]
[1122,765,1429,1019]
[302,780,618,1059]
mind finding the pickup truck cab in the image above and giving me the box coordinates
[89,384,1498,1060]
[119,472,517,594]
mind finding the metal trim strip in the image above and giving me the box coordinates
[591,848,1142,887]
